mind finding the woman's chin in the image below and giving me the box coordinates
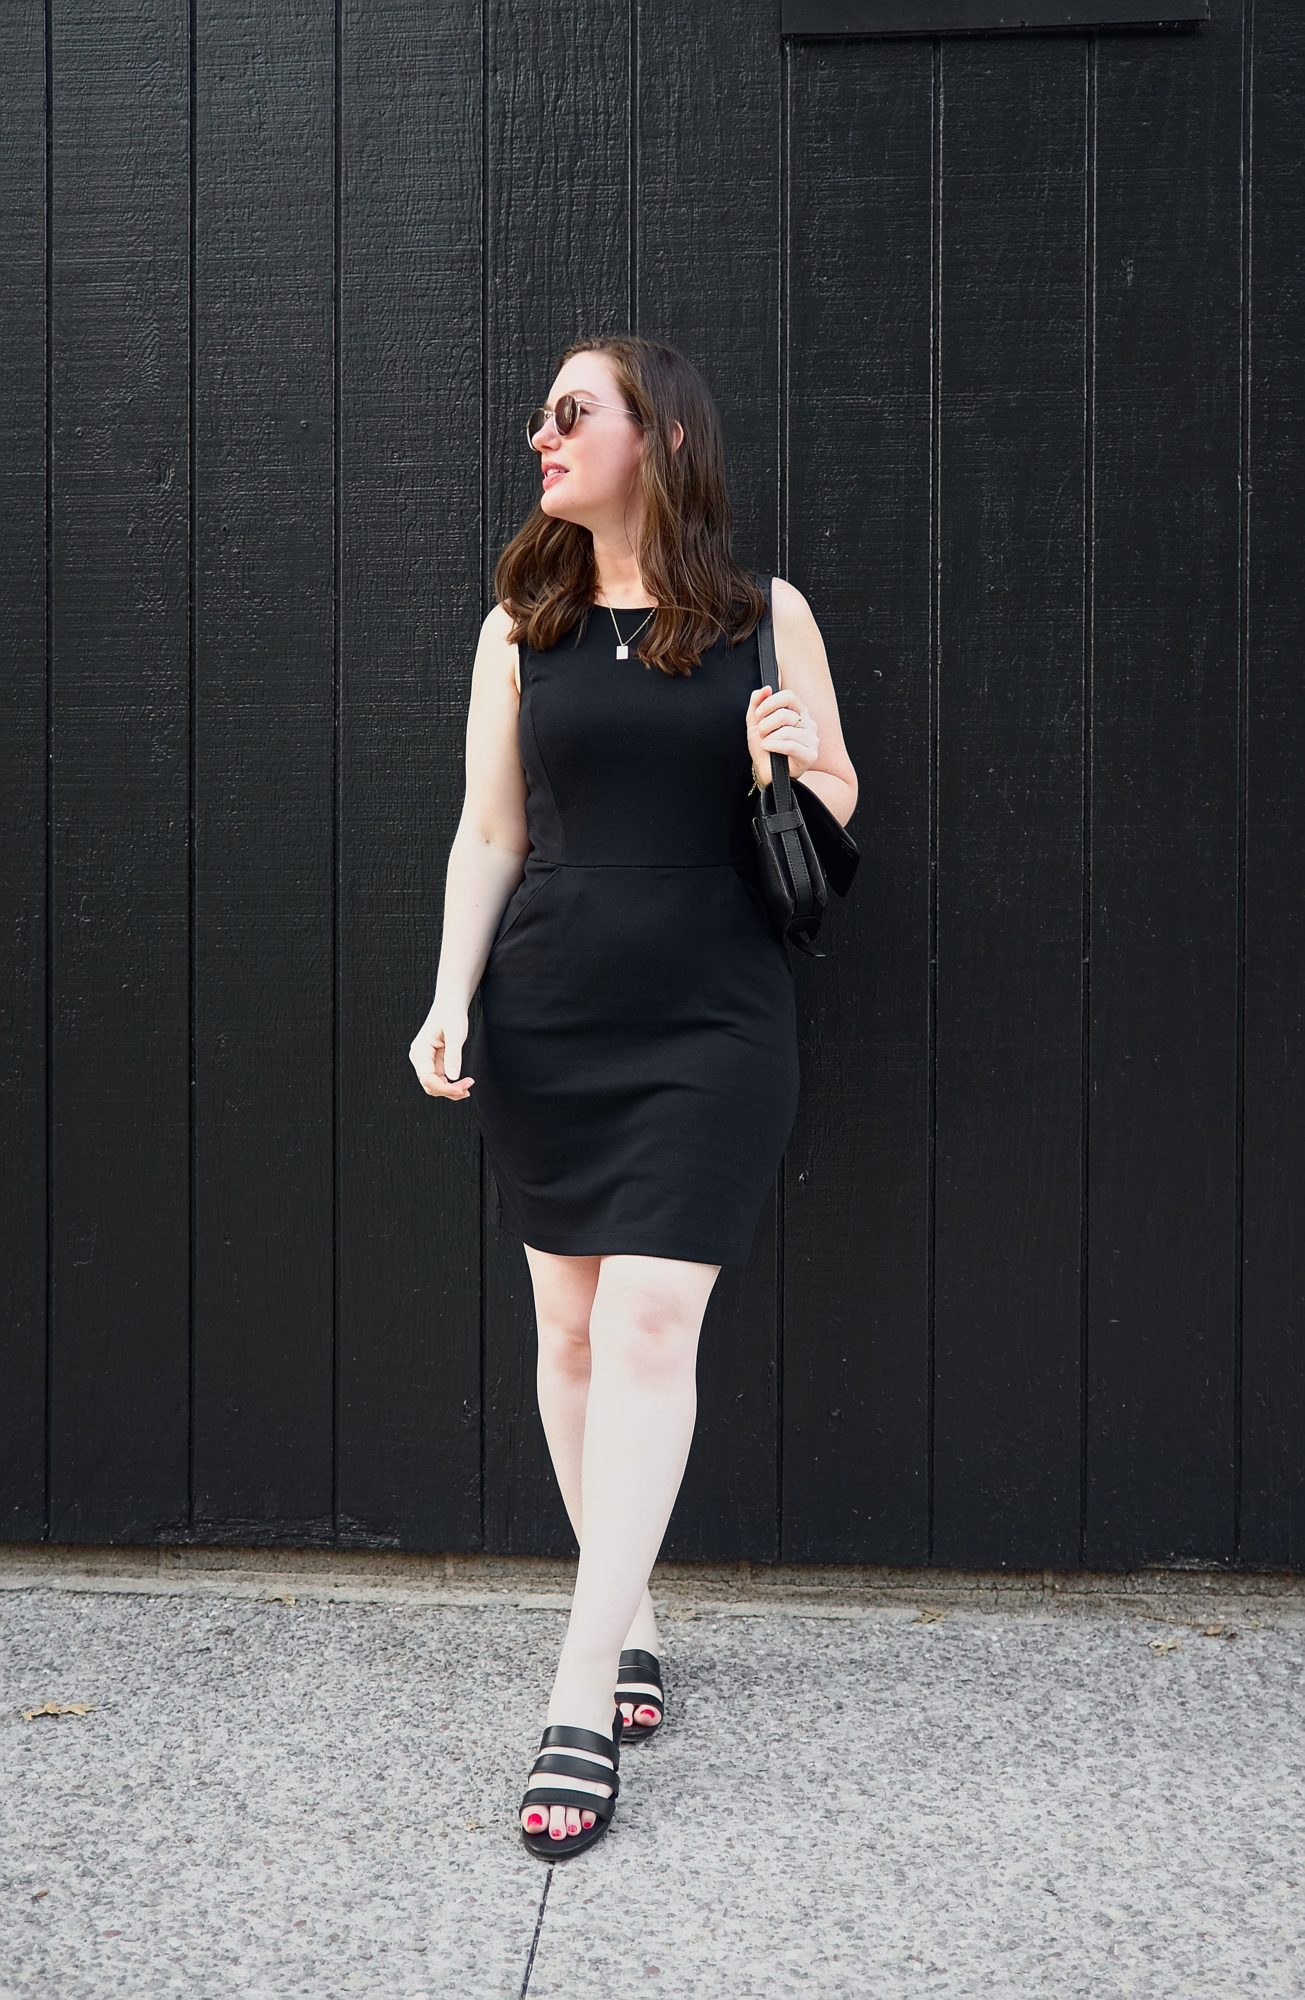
[540,491,586,525]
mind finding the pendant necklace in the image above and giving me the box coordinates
[603,602,655,660]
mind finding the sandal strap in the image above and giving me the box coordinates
[617,1648,663,1685]
[540,1721,619,1758]
[528,1750,617,1785]
[521,1784,616,1821]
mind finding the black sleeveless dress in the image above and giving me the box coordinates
[463,599,800,1267]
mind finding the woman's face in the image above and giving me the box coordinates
[530,351,648,531]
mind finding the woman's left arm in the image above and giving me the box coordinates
[749,576,859,828]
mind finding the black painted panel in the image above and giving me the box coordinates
[1086,0,1243,1567]
[1242,0,1305,1568]
[783,0,1208,33]
[2,0,1300,1574]
[46,1,191,1545]
[929,31,1087,1571]
[783,35,935,1566]
[190,0,336,1549]
[0,0,48,1540]
[334,2,484,1552]
[638,0,787,1563]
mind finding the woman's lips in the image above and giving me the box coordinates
[542,467,568,488]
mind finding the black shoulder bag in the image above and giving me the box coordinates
[749,574,860,958]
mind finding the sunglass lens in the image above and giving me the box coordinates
[527,397,578,443]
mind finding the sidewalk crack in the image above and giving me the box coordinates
[520,1866,553,1995]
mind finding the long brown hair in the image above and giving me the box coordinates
[493,334,766,676]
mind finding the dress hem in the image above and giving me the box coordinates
[491,1205,752,1269]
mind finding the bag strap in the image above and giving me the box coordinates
[752,574,824,950]
[752,575,798,819]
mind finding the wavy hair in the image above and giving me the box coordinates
[493,334,766,676]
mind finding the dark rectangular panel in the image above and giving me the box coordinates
[337,0,485,1552]
[481,0,632,1558]
[1088,1,1242,1564]
[50,0,191,1542]
[781,36,934,1564]
[1242,0,1305,1567]
[0,0,48,1538]
[638,0,787,1563]
[191,0,336,1544]
[931,32,1086,1568]
[783,1,1207,32]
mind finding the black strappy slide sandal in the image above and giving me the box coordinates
[614,1647,665,1743]
[518,1707,623,1860]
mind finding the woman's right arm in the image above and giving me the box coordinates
[408,603,528,1100]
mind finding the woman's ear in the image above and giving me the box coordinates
[669,419,684,454]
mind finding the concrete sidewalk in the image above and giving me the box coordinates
[2,1550,1302,1999]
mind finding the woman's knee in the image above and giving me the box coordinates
[524,1244,601,1366]
[589,1266,709,1377]
[536,1311,593,1371]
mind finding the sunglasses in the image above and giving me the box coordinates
[526,393,646,447]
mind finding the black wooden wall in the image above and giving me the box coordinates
[2,1,1301,1572]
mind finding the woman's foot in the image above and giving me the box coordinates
[518,1712,621,1858]
[615,1588,663,1732]
[519,1648,623,1843]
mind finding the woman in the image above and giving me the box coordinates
[408,334,858,1859]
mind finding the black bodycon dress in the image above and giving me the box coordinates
[463,597,801,1267]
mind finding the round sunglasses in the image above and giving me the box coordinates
[526,393,646,447]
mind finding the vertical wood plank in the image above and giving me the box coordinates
[336,2,484,1549]
[933,33,1088,1566]
[1242,0,1305,1567]
[638,0,785,1561]
[0,0,48,1537]
[49,0,191,1540]
[481,0,630,1555]
[1089,1,1244,1563]
[782,35,934,1563]
[192,3,336,1543]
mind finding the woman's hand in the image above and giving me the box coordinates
[746,685,820,790]
[409,1005,475,1100]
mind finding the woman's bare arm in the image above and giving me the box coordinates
[410,605,530,1099]
[763,576,859,828]
[430,603,531,1012]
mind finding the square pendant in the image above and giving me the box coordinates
[615,644,629,659]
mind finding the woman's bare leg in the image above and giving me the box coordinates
[518,1249,720,1842]
[524,1244,665,1716]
